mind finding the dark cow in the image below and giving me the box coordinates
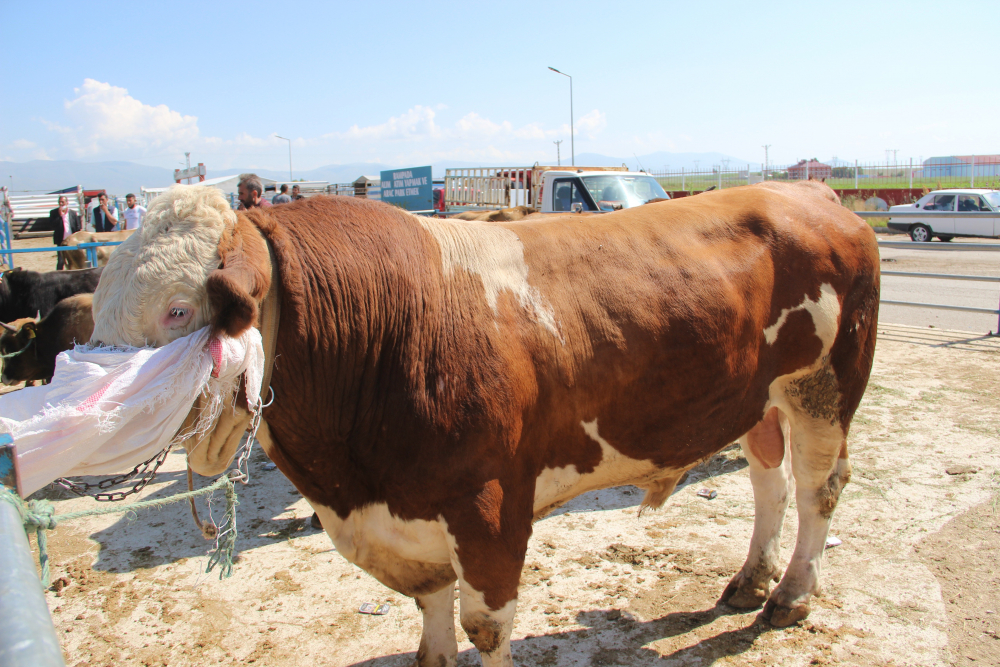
[0,267,102,325]
[1,294,94,385]
[89,183,879,667]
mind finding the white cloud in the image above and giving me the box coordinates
[334,105,441,143]
[50,79,200,157]
[576,110,606,138]
[30,80,608,168]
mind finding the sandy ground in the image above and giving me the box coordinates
[8,322,994,667]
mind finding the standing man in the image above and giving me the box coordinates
[122,193,146,230]
[92,193,118,232]
[50,195,81,270]
[272,184,292,205]
[291,184,304,201]
[237,174,272,210]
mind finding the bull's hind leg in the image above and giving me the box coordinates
[765,368,853,627]
[722,407,793,608]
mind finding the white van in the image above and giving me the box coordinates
[887,189,1000,242]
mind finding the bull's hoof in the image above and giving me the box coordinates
[762,598,810,627]
[721,573,769,609]
[310,512,323,530]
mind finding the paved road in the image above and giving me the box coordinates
[877,236,1000,334]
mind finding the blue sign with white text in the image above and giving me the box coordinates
[379,166,433,212]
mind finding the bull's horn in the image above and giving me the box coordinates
[0,321,17,332]
[34,310,41,323]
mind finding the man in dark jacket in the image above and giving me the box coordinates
[92,193,118,232]
[50,196,81,270]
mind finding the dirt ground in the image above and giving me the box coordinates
[5,322,992,666]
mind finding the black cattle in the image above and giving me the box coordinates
[1,294,94,384]
[0,267,103,325]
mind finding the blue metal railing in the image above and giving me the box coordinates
[1,242,123,270]
[0,434,67,666]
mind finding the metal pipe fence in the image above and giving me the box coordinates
[0,435,66,667]
[877,239,1000,330]
[2,242,123,269]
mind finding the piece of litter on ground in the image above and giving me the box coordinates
[825,535,842,549]
[696,488,717,500]
[263,462,277,471]
[945,465,977,476]
[358,602,391,615]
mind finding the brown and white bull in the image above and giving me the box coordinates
[89,183,879,666]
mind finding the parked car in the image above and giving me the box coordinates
[888,189,1000,242]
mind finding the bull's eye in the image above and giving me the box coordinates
[161,301,196,332]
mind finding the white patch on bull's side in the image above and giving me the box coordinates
[762,283,841,355]
[532,419,667,517]
[90,185,234,347]
[417,216,560,339]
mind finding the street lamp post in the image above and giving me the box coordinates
[274,134,293,182]
[547,67,574,167]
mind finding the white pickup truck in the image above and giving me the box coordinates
[443,165,670,214]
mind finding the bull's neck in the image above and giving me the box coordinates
[261,205,434,504]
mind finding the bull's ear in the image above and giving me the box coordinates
[22,322,36,339]
[206,214,271,338]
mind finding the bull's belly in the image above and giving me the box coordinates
[532,419,684,520]
[308,501,457,597]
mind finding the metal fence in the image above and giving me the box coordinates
[649,157,1000,193]
[0,434,66,667]
[874,238,1000,331]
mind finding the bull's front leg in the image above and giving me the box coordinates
[415,582,458,667]
[722,407,792,608]
[443,480,529,667]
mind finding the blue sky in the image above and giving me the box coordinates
[2,0,998,171]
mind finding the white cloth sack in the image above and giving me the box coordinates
[0,326,263,496]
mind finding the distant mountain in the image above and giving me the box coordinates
[1,160,178,195]
[1,151,759,194]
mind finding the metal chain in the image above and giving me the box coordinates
[228,388,269,485]
[54,443,173,502]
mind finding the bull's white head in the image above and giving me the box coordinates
[90,185,270,348]
[89,185,273,476]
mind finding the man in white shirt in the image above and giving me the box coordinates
[122,193,146,231]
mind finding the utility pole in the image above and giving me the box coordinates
[554,140,563,166]
[762,145,771,180]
